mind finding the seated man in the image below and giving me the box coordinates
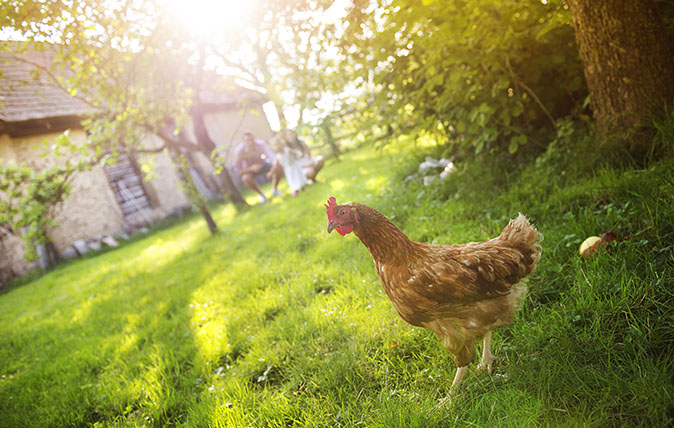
[233,132,283,204]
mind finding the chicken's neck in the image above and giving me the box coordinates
[353,207,418,266]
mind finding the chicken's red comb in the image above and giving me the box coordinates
[325,196,338,220]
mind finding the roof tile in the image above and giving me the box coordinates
[0,48,91,123]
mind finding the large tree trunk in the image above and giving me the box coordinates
[191,106,248,206]
[566,0,674,155]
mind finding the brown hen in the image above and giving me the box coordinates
[325,197,542,399]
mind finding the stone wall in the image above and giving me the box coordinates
[136,134,191,216]
[0,133,29,283]
[0,130,194,283]
[0,229,34,284]
[0,129,126,279]
[0,105,273,284]
[49,165,125,252]
[0,134,14,160]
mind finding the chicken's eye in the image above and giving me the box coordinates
[339,209,347,216]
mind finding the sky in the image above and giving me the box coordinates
[163,0,256,37]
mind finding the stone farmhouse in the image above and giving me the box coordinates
[0,47,273,284]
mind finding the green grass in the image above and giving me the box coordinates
[1,137,673,427]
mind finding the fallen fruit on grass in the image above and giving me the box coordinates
[579,236,606,258]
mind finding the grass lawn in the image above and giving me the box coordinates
[1,138,673,427]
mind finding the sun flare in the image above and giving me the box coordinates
[164,0,255,35]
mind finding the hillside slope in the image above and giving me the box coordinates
[1,139,672,427]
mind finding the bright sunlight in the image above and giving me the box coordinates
[164,0,256,35]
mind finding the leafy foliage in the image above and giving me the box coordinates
[0,132,87,261]
[0,0,250,233]
[335,0,587,156]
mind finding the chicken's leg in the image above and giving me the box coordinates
[437,365,468,407]
[450,365,468,392]
[477,331,501,374]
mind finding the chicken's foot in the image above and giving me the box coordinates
[477,331,501,375]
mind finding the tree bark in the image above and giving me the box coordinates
[566,0,674,155]
[194,197,219,235]
[175,153,219,236]
[254,45,288,130]
[191,106,248,206]
[320,121,341,160]
[159,135,219,236]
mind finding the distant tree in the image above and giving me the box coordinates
[206,0,353,144]
[566,0,674,156]
[205,0,304,129]
[0,0,279,239]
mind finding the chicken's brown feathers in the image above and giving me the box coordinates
[340,203,541,328]
[327,200,541,372]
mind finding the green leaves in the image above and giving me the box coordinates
[335,0,584,156]
[0,132,87,261]
[509,135,528,154]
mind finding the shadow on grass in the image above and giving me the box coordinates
[1,143,435,427]
[0,214,235,427]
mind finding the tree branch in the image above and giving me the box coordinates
[215,54,264,87]
[133,145,168,154]
[498,60,557,132]
[515,77,558,132]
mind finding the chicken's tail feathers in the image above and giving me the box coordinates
[499,213,543,264]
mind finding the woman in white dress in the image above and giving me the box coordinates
[270,136,307,196]
[283,129,325,183]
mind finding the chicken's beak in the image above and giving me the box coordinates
[327,220,337,234]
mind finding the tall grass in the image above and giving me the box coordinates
[1,136,672,427]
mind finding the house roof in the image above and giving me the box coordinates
[0,43,268,125]
[0,48,91,123]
